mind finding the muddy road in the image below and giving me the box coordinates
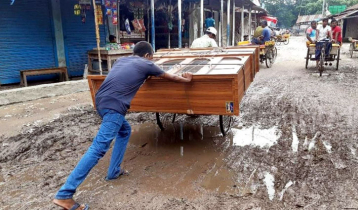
[1,36,358,209]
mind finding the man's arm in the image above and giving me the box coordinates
[211,39,218,47]
[159,72,193,83]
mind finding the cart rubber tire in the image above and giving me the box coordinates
[350,43,354,58]
[265,48,274,68]
[284,38,289,45]
[156,113,176,130]
[305,49,309,69]
[219,115,233,136]
[336,49,340,70]
[319,48,325,76]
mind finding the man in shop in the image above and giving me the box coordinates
[105,35,120,50]
[331,19,342,45]
[53,41,193,210]
[205,14,215,29]
[191,27,218,48]
[251,20,271,45]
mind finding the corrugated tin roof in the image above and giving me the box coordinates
[330,4,358,20]
[296,14,323,24]
[348,3,358,10]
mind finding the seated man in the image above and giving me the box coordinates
[105,35,120,50]
[251,20,271,45]
[316,19,332,59]
[191,27,218,48]
[306,21,318,45]
[331,19,342,45]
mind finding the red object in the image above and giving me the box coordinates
[262,16,278,26]
[332,26,342,43]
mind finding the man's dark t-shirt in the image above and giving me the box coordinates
[95,56,165,115]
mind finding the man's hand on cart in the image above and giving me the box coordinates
[182,72,193,81]
[160,72,193,83]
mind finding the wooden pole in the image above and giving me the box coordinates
[92,0,102,75]
[178,0,182,48]
[200,0,204,37]
[151,0,155,51]
[227,0,230,47]
[241,5,244,42]
[220,0,223,46]
[249,7,252,42]
[232,0,235,46]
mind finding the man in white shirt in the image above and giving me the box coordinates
[191,27,218,48]
[317,18,331,41]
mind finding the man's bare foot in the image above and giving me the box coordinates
[53,199,87,210]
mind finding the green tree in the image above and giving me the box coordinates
[263,0,358,27]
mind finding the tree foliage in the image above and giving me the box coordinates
[262,0,358,27]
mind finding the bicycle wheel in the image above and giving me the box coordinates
[265,48,274,68]
[284,38,289,45]
[305,49,309,69]
[219,115,233,136]
[350,43,354,58]
[156,113,176,130]
[336,49,340,70]
[319,48,325,76]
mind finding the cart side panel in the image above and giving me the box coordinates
[130,76,239,115]
[87,75,240,116]
[238,69,245,102]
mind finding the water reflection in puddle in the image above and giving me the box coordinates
[231,126,281,150]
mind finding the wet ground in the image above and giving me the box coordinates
[1,36,358,209]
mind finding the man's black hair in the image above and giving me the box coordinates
[322,18,328,22]
[109,35,116,42]
[331,19,337,23]
[261,20,268,26]
[311,20,317,24]
[133,41,154,57]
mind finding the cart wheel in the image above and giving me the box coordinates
[284,38,289,45]
[156,113,176,130]
[319,49,325,76]
[219,115,233,136]
[350,43,354,58]
[276,40,281,45]
[336,49,340,70]
[305,49,309,69]
[265,48,274,68]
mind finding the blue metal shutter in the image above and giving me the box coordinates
[61,0,106,77]
[0,0,56,85]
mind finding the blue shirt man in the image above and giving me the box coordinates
[251,20,271,45]
[53,41,193,210]
[205,17,215,28]
[262,27,271,42]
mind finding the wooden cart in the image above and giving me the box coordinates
[154,48,259,87]
[88,55,254,135]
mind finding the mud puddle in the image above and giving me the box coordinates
[93,122,237,199]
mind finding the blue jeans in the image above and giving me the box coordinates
[55,109,131,199]
[315,41,332,59]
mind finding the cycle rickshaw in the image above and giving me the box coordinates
[305,40,340,76]
[349,37,358,58]
[275,34,290,45]
[238,40,277,68]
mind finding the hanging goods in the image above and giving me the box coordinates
[125,18,131,34]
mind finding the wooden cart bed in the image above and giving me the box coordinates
[88,56,252,116]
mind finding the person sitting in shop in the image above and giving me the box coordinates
[105,35,120,50]
[191,27,218,48]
